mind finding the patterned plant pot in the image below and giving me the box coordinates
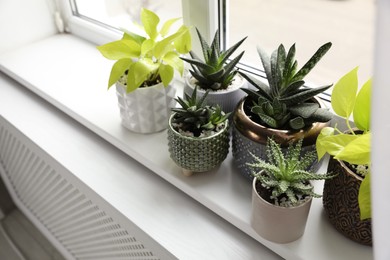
[183,74,247,114]
[167,114,230,176]
[232,97,329,180]
[323,157,372,246]
[251,177,312,243]
[116,82,176,134]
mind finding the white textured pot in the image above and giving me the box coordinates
[251,177,312,243]
[183,74,247,113]
[116,82,176,134]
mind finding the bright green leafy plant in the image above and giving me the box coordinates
[240,43,333,130]
[172,86,230,137]
[316,67,371,219]
[97,8,192,92]
[248,138,336,207]
[181,28,247,90]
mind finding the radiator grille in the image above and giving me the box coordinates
[0,122,162,260]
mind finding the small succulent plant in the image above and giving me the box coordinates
[248,138,336,207]
[181,28,247,90]
[240,43,333,130]
[172,87,230,136]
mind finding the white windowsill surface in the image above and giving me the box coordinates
[0,34,373,260]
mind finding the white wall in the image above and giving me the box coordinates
[0,0,58,54]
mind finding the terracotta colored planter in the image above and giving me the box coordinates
[251,178,312,243]
[232,97,329,179]
[116,82,176,134]
[183,74,247,114]
[323,157,372,246]
[167,114,230,176]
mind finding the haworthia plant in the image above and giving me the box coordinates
[240,43,333,130]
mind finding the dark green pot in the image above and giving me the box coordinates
[167,114,230,175]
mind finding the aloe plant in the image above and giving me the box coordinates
[248,138,335,207]
[181,28,247,90]
[240,43,333,130]
[97,8,192,92]
[316,67,371,219]
[172,87,230,136]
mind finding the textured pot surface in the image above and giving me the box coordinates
[167,114,230,174]
[251,178,312,243]
[323,158,372,246]
[183,74,247,114]
[116,82,176,134]
[232,97,329,179]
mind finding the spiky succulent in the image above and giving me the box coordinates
[240,43,333,130]
[248,138,336,207]
[181,28,247,90]
[172,87,230,136]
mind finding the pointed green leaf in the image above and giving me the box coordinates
[122,30,146,45]
[160,17,181,37]
[331,67,359,118]
[159,64,174,86]
[163,51,184,75]
[127,59,158,92]
[141,8,159,40]
[97,39,141,60]
[358,172,371,220]
[141,39,155,57]
[257,46,275,90]
[108,59,132,88]
[174,25,192,54]
[316,132,359,160]
[335,133,370,165]
[316,127,335,160]
[289,103,319,118]
[353,78,372,131]
[195,28,211,61]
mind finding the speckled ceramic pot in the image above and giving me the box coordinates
[116,82,176,134]
[167,114,230,176]
[183,74,247,114]
[232,96,329,180]
[323,157,372,246]
[251,177,312,243]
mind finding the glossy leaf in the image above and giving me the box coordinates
[331,67,358,118]
[358,172,371,220]
[163,51,184,75]
[353,78,372,132]
[97,40,141,60]
[141,8,159,40]
[174,25,192,54]
[141,39,155,57]
[334,133,370,165]
[316,129,359,160]
[108,59,132,88]
[160,17,180,37]
[159,64,174,86]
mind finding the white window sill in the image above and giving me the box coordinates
[0,33,373,260]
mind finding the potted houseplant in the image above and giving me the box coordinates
[232,43,334,179]
[167,87,230,176]
[316,67,372,245]
[248,138,336,243]
[97,8,192,134]
[180,28,248,113]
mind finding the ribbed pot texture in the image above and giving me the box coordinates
[251,178,312,243]
[232,97,329,180]
[167,114,230,174]
[323,157,372,246]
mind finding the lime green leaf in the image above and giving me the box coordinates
[335,133,370,165]
[318,133,359,159]
[122,30,145,45]
[316,127,335,160]
[163,51,184,75]
[141,8,159,40]
[174,25,192,54]
[154,32,179,59]
[159,64,174,86]
[126,59,158,92]
[358,172,371,220]
[160,17,181,37]
[353,78,372,132]
[97,39,141,60]
[141,39,155,57]
[108,59,132,88]
[331,67,358,118]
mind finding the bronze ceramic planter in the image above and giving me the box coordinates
[232,97,329,179]
[251,178,312,243]
[167,114,230,176]
[323,157,372,246]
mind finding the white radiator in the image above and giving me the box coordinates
[0,116,175,260]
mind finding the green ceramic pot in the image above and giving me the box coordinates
[167,113,230,176]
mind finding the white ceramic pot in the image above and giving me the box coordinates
[251,177,312,243]
[183,74,247,113]
[116,82,176,134]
